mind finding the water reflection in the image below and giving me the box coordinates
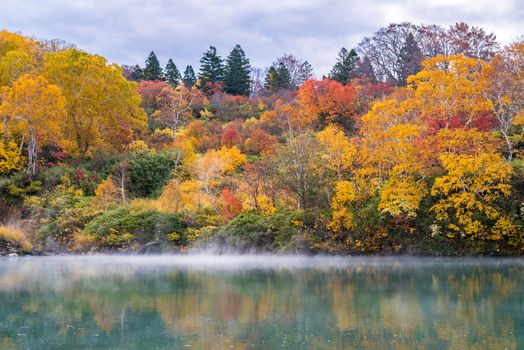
[0,256,523,349]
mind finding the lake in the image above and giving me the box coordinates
[0,255,522,349]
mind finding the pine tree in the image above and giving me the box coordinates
[182,65,197,87]
[223,44,251,96]
[354,56,377,84]
[129,65,144,81]
[144,51,163,81]
[264,63,291,92]
[329,48,359,84]
[198,46,224,91]
[398,33,423,86]
[164,59,181,86]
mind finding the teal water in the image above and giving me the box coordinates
[0,255,523,349]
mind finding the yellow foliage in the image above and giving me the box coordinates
[379,175,427,218]
[0,140,24,174]
[316,125,356,179]
[128,140,149,154]
[257,195,276,215]
[196,146,247,192]
[157,179,210,213]
[431,152,516,239]
[92,177,119,209]
[0,226,32,252]
[329,181,357,232]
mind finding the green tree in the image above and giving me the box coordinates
[198,46,224,91]
[265,63,291,92]
[182,65,197,87]
[329,48,359,85]
[129,64,144,81]
[224,44,251,96]
[398,33,423,86]
[144,51,163,81]
[164,58,181,86]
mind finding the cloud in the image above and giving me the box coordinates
[0,0,522,75]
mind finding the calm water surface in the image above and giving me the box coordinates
[0,255,523,349]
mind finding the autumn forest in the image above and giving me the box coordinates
[0,22,523,255]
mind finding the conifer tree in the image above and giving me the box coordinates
[144,51,163,81]
[398,33,423,86]
[198,46,224,91]
[182,65,197,87]
[129,65,144,81]
[164,59,181,86]
[264,63,291,92]
[329,48,359,84]
[224,44,251,96]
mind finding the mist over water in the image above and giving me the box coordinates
[0,255,523,349]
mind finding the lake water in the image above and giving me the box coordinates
[0,255,523,349]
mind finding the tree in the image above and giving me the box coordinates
[353,56,377,83]
[144,51,163,81]
[329,48,359,85]
[164,59,181,86]
[223,44,251,96]
[445,22,499,60]
[198,46,224,91]
[0,74,67,175]
[43,49,147,156]
[182,65,197,87]
[264,63,291,93]
[0,50,34,86]
[129,65,144,81]
[274,54,314,89]
[398,33,423,86]
[154,85,203,136]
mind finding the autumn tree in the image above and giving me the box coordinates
[43,49,147,156]
[223,44,251,96]
[154,85,203,136]
[0,74,67,174]
[144,51,163,81]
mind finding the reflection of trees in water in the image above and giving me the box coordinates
[0,260,522,349]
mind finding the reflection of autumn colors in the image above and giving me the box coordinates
[0,257,522,349]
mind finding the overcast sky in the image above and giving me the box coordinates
[1,0,522,75]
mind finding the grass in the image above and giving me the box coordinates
[0,226,33,252]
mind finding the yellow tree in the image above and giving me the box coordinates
[407,54,490,131]
[0,74,66,174]
[316,125,356,181]
[0,50,35,86]
[431,150,517,240]
[42,49,146,156]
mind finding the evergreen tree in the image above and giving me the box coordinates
[354,56,377,83]
[198,46,224,91]
[182,65,197,87]
[129,65,144,81]
[144,51,163,81]
[264,63,291,92]
[164,59,181,86]
[223,44,251,96]
[329,48,359,84]
[398,33,423,86]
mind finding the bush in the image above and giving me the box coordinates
[215,210,305,251]
[83,203,186,249]
[126,151,178,198]
[0,226,32,252]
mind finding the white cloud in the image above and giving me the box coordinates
[0,0,521,75]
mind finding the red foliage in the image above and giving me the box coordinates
[221,128,241,148]
[137,80,171,113]
[219,188,243,220]
[244,129,278,155]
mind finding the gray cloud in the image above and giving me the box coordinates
[0,0,522,75]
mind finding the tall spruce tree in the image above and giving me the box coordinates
[164,59,181,86]
[198,46,224,91]
[398,33,423,86]
[354,56,377,83]
[223,44,251,96]
[329,48,359,84]
[182,65,197,87]
[264,63,291,92]
[129,65,144,81]
[144,51,163,81]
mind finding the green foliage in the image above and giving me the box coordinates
[83,204,186,247]
[264,63,291,92]
[216,210,305,251]
[126,151,178,198]
[329,48,359,85]
[224,44,251,96]
[164,58,181,86]
[198,46,224,90]
[182,65,197,87]
[143,51,163,81]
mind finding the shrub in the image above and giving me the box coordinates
[0,226,32,252]
[126,151,178,198]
